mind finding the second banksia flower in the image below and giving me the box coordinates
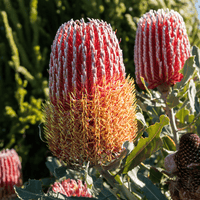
[134,9,191,89]
[0,149,22,198]
[43,19,137,166]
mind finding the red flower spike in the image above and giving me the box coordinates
[134,9,191,89]
[0,149,22,198]
[49,18,125,106]
[44,18,137,166]
[50,179,92,198]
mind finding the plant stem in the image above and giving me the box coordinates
[157,84,179,149]
[94,164,117,187]
[94,164,138,200]
[165,103,179,149]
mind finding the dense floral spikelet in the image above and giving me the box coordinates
[134,9,191,89]
[44,18,137,166]
[169,133,200,199]
[0,149,22,197]
[50,179,92,197]
[175,133,200,192]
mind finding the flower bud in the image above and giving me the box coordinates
[0,149,22,198]
[164,153,177,174]
[50,179,92,197]
[134,9,191,89]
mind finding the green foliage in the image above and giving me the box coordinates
[122,115,169,174]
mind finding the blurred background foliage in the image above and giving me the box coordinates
[0,0,199,182]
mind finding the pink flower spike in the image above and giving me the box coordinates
[134,9,191,89]
[0,149,22,198]
[50,179,92,198]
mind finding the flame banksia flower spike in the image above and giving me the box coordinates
[134,9,191,90]
[43,18,137,166]
[0,149,22,198]
[49,18,125,105]
[168,133,200,199]
[50,179,92,197]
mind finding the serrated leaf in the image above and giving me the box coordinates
[128,167,168,200]
[176,56,196,89]
[122,115,169,174]
[14,179,55,200]
[162,135,176,151]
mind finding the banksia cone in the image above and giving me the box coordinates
[134,9,191,89]
[50,179,92,197]
[168,133,200,199]
[43,19,137,166]
[0,149,22,198]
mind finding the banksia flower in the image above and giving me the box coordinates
[134,9,191,90]
[43,18,137,166]
[49,18,125,105]
[168,133,200,199]
[50,179,92,197]
[0,149,22,198]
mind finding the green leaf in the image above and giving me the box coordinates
[167,89,181,108]
[54,166,68,179]
[128,167,168,200]
[122,115,169,174]
[116,184,139,200]
[192,46,200,74]
[149,167,163,184]
[176,56,196,89]
[140,76,152,98]
[14,179,57,200]
[45,156,61,177]
[162,135,176,151]
[40,177,56,187]
[175,107,195,126]
[92,177,118,199]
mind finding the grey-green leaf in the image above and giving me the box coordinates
[122,115,169,174]
[128,167,168,200]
